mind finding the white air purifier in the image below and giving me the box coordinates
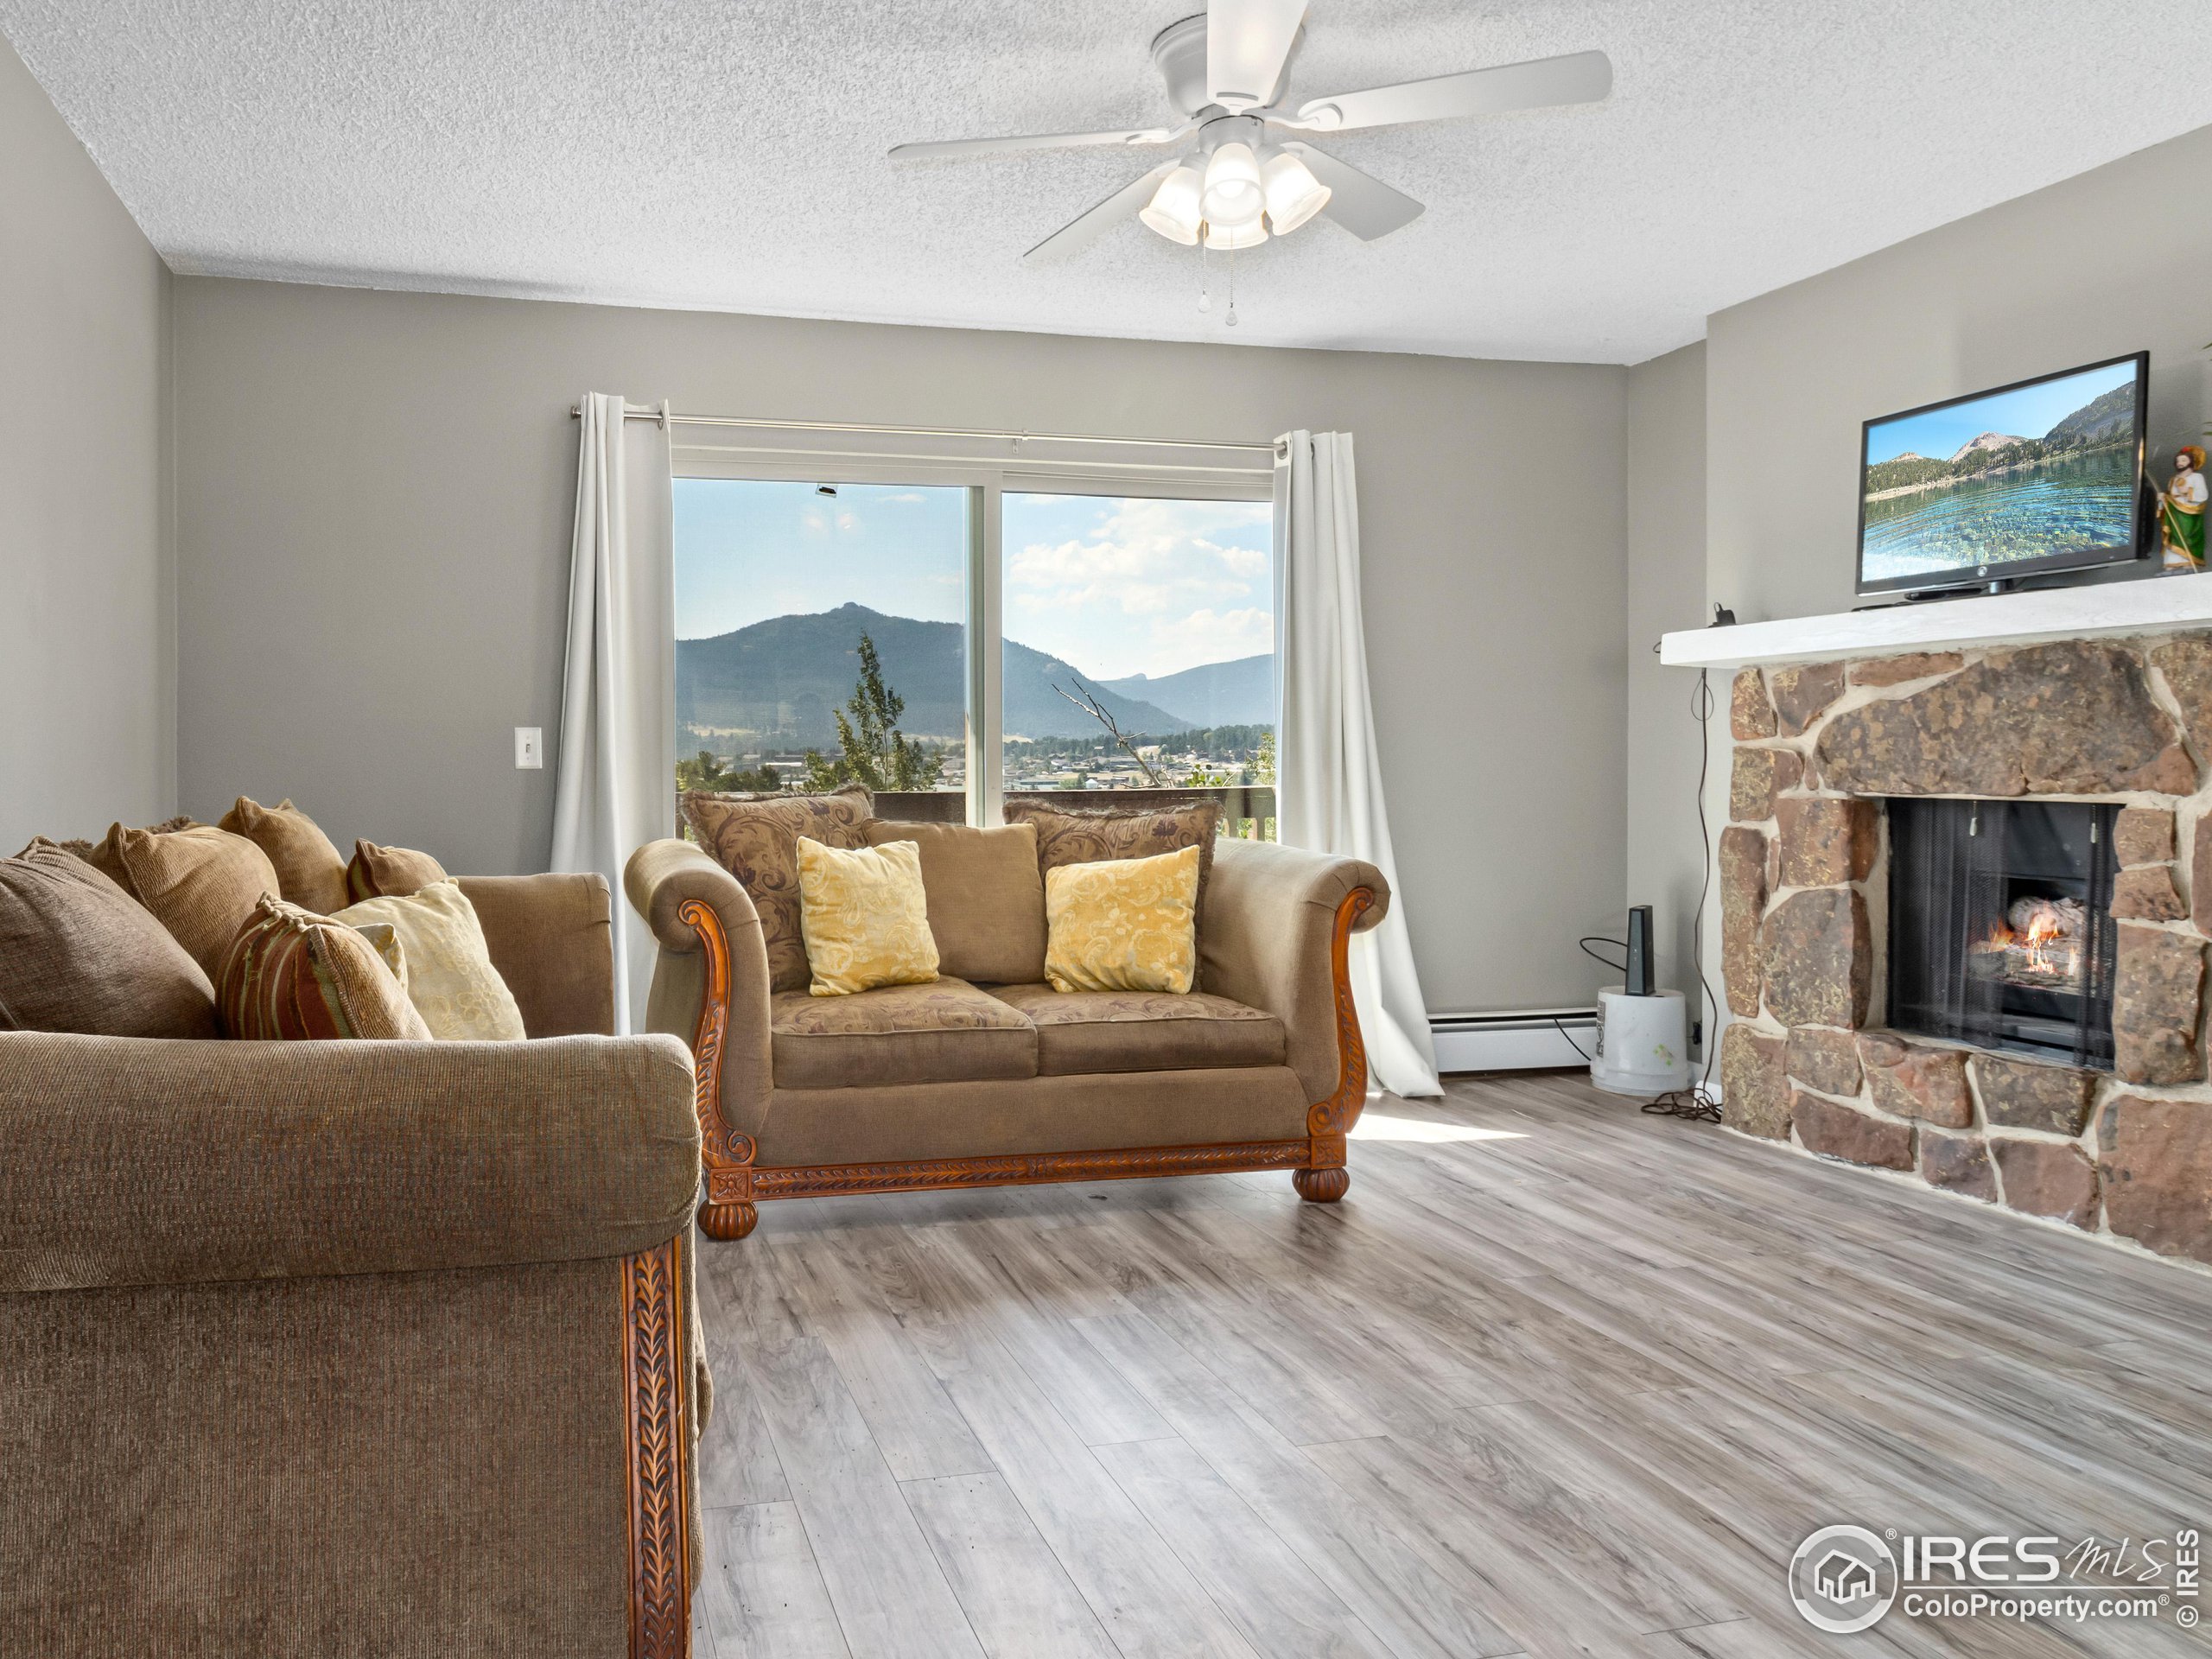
[1590,986,1691,1096]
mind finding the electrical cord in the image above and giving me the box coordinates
[1643,1087,1722,1122]
[1560,936,1627,1064]
[1643,665,1723,1122]
[1580,936,1628,974]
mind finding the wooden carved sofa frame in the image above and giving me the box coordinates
[630,837,1384,1242]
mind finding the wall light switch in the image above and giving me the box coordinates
[515,727,543,770]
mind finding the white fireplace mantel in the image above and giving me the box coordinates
[1659,571,2212,670]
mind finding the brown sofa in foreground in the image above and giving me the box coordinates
[626,835,1389,1242]
[0,874,703,1659]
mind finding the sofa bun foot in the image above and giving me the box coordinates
[698,1200,758,1241]
[1294,1166,1350,1204]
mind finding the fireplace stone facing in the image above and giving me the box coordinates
[1719,635,2212,1268]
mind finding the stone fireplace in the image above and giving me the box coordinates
[1717,634,2212,1268]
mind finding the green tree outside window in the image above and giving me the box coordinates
[803,632,945,793]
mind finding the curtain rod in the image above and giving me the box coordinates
[569,401,1283,457]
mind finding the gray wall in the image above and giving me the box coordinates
[1624,342,1710,1048]
[0,35,171,853]
[1689,120,2212,1077]
[171,279,1628,1015]
[1708,124,2212,627]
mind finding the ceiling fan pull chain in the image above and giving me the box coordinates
[1197,233,1211,313]
[1226,245,1240,327]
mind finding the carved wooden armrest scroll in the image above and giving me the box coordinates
[674,896,757,1241]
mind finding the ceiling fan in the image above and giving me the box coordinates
[889,0,1611,264]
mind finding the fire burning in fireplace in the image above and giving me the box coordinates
[1970,895,2087,989]
[1889,797,2114,1070]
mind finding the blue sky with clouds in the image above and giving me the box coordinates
[675,480,1272,681]
[675,480,969,634]
[1865,358,2138,466]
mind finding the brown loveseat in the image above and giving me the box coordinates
[626,832,1389,1241]
[0,874,704,1659]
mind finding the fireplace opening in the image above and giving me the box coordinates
[1886,798,2119,1070]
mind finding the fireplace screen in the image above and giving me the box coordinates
[1886,798,2119,1070]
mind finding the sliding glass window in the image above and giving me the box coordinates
[672,472,1274,836]
[672,480,969,817]
[1001,492,1276,838]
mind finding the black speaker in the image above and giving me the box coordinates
[1624,906,1655,996]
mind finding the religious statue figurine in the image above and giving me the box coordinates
[2159,444,2208,569]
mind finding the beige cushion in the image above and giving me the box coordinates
[756,1065,1310,1166]
[219,796,350,913]
[770,976,1036,1090]
[0,841,219,1039]
[334,880,527,1041]
[105,823,282,979]
[1044,844,1201,995]
[217,895,434,1040]
[864,820,1046,984]
[1004,797,1221,987]
[985,982,1285,1076]
[346,839,450,902]
[683,785,875,993]
[795,836,939,996]
[458,873,615,1039]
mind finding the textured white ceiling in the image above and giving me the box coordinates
[6,1,2209,363]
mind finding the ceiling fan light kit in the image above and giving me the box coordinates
[1200,138,1265,227]
[1138,161,1205,244]
[1259,148,1330,234]
[1203,216,1270,251]
[891,0,1613,279]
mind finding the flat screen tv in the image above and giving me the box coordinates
[1857,351,2149,596]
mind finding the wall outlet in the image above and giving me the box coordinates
[515,727,543,769]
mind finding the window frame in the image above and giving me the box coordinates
[673,443,1274,826]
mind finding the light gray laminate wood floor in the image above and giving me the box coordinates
[690,1071,2212,1659]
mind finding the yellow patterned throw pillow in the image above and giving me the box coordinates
[334,879,526,1040]
[796,836,939,997]
[1043,842,1200,995]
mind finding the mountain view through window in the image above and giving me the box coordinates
[1000,492,1274,835]
[673,479,1274,835]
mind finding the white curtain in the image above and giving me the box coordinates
[551,394,676,1033]
[1275,430,1443,1099]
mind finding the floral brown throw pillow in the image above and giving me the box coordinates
[683,785,874,993]
[1001,797,1222,988]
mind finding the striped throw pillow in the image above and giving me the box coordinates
[217,895,432,1041]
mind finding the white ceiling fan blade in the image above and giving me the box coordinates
[1207,0,1307,109]
[891,124,1183,161]
[1280,143,1423,241]
[1021,162,1180,264]
[1288,48,1611,133]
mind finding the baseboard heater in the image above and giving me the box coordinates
[1429,1008,1596,1074]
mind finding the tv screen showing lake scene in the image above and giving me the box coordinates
[1859,357,2142,590]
